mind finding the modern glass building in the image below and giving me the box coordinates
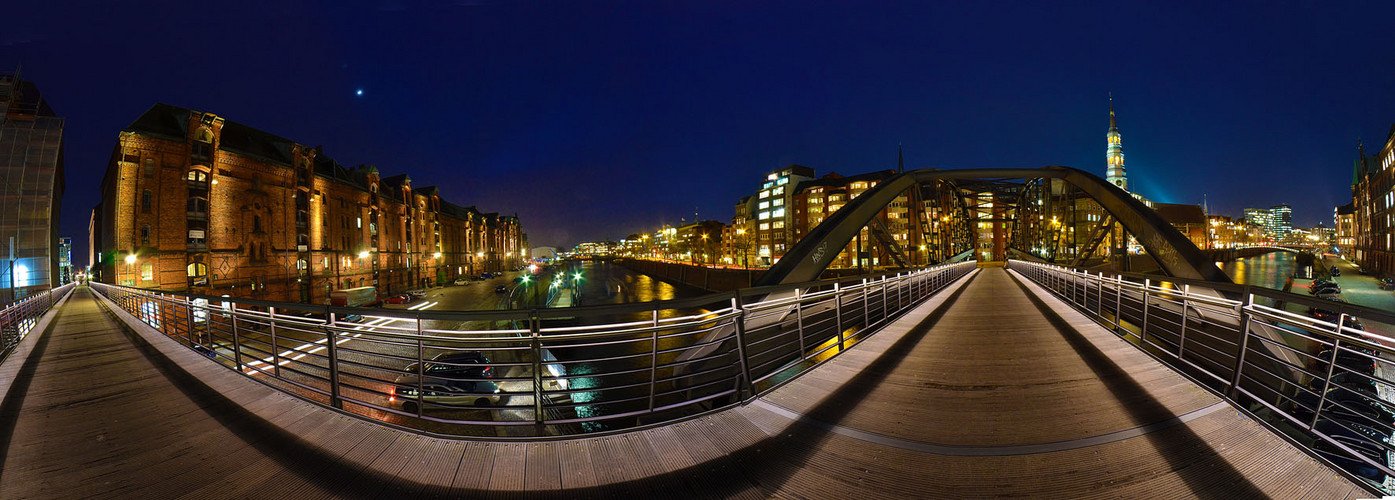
[0,73,65,304]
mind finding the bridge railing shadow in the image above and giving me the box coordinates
[1010,259,1395,494]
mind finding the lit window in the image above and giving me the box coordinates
[759,223,770,230]
[777,177,789,186]
[141,262,153,281]
[759,201,770,210]
[357,217,362,229]
[758,211,770,220]
[767,173,778,181]
[773,208,786,218]
[773,198,784,206]
[773,186,785,195]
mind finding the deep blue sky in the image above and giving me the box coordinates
[6,2,1395,266]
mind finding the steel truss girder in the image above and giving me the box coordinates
[757,166,1231,286]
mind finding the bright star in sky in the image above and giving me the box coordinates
[355,89,364,96]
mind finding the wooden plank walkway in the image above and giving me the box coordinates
[0,274,1375,499]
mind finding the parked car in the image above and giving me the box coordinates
[1307,279,1334,290]
[1309,283,1340,296]
[1330,266,1341,277]
[494,285,509,294]
[453,278,470,286]
[1314,288,1342,299]
[384,293,413,304]
[1378,277,1395,290]
[342,313,365,323]
[390,352,502,413]
[406,290,427,300]
[1313,419,1389,483]
[1313,347,1378,376]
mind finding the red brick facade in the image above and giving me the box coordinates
[93,104,526,303]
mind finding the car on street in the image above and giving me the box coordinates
[384,293,413,304]
[1309,283,1340,295]
[342,313,365,323]
[495,285,509,294]
[406,290,427,300]
[390,351,502,413]
[1330,266,1341,277]
[1314,288,1341,299]
[1379,278,1395,290]
[453,278,470,286]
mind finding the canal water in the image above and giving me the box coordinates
[1219,251,1297,291]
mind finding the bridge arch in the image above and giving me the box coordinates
[758,166,1231,286]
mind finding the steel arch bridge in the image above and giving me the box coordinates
[757,166,1231,286]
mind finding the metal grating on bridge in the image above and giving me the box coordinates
[0,273,1374,498]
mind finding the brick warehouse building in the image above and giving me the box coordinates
[92,104,526,303]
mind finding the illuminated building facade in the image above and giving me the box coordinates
[93,104,525,303]
[750,165,815,265]
[0,73,65,304]
[791,170,916,268]
[1352,131,1395,275]
[1335,203,1355,254]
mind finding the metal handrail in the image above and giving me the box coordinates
[1008,260,1395,492]
[91,261,975,438]
[0,282,75,364]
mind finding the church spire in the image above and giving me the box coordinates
[1109,93,1117,129]
[1105,93,1127,191]
[897,142,904,173]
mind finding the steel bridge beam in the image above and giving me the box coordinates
[757,166,1231,286]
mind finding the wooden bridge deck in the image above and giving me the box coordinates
[0,271,1373,499]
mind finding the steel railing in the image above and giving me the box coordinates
[0,282,75,364]
[91,261,975,438]
[1009,259,1395,492]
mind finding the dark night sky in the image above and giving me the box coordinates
[6,2,1395,267]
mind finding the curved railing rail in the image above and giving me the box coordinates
[91,261,975,438]
[0,282,75,364]
[1009,260,1395,493]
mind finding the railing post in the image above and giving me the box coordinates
[269,307,280,377]
[1178,302,1188,360]
[415,330,425,419]
[233,305,250,371]
[795,288,806,359]
[834,282,844,353]
[1311,335,1343,430]
[1228,290,1255,398]
[731,293,755,399]
[1095,272,1104,317]
[1140,279,1151,345]
[182,294,195,348]
[1115,274,1123,329]
[531,311,545,426]
[649,309,659,412]
[862,278,870,329]
[881,275,889,321]
[325,312,343,409]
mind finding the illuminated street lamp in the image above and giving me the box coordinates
[125,253,137,285]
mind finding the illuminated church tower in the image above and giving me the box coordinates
[1105,95,1127,190]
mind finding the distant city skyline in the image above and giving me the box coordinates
[5,2,1395,263]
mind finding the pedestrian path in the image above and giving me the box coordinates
[0,274,1374,498]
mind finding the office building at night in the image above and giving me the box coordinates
[750,165,815,265]
[1335,203,1355,254]
[92,104,525,303]
[0,73,65,304]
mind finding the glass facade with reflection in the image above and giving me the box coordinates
[0,74,65,304]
